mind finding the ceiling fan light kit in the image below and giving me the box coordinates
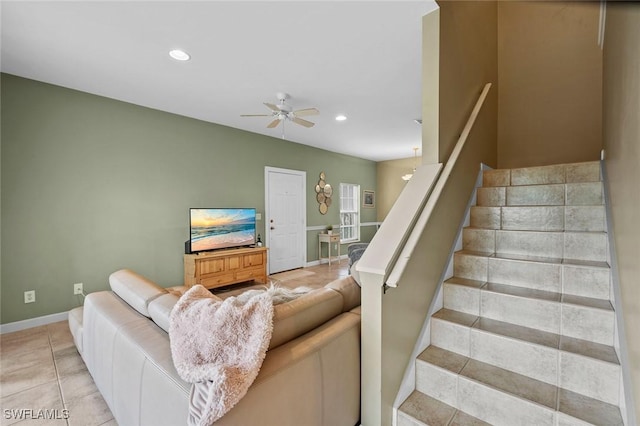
[241,93,320,138]
[169,49,190,61]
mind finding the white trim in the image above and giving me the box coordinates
[264,166,307,274]
[601,160,637,426]
[598,0,607,49]
[306,222,381,232]
[305,254,349,267]
[0,311,70,334]
[307,224,337,232]
[361,222,382,228]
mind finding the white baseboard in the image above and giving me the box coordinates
[306,254,349,268]
[0,311,70,334]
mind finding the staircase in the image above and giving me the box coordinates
[398,161,625,426]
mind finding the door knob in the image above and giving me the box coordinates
[270,226,275,230]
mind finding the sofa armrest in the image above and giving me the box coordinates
[68,307,84,355]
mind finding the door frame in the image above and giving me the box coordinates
[264,166,307,274]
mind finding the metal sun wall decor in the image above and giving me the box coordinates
[315,171,333,215]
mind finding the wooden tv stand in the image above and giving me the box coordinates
[183,247,268,290]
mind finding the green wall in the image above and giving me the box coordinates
[1,74,377,324]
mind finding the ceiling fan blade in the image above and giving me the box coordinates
[240,114,271,117]
[264,102,280,112]
[292,117,315,128]
[293,108,319,117]
[267,118,281,128]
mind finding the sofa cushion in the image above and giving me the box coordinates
[325,276,361,312]
[269,287,343,350]
[148,293,179,332]
[109,269,167,317]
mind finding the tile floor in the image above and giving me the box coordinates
[0,262,349,426]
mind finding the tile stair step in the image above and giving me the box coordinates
[462,228,496,253]
[469,206,501,229]
[414,345,623,426]
[443,277,484,316]
[477,186,507,207]
[476,182,604,207]
[482,169,511,187]
[483,281,617,309]
[457,229,609,264]
[431,307,620,402]
[492,252,610,269]
[489,254,563,293]
[565,205,606,232]
[482,162,601,187]
[470,206,605,232]
[510,164,567,186]
[501,206,565,231]
[454,251,611,299]
[398,390,491,426]
[453,250,492,282]
[495,230,608,262]
[507,184,567,206]
[443,277,615,344]
[433,308,619,364]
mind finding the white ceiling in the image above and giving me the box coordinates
[1,1,438,162]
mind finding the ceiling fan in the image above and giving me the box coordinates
[241,93,319,130]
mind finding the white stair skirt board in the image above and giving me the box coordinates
[398,161,628,426]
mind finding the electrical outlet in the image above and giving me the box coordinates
[24,290,36,304]
[73,283,83,295]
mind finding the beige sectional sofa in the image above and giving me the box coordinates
[68,269,361,426]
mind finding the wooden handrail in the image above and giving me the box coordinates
[385,82,492,287]
[357,83,492,288]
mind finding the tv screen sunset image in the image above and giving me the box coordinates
[190,208,256,252]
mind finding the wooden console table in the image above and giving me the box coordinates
[183,247,268,290]
[318,233,341,265]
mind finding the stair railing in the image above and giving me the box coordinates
[386,82,492,287]
[357,82,492,426]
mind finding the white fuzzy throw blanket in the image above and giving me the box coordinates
[169,285,274,426]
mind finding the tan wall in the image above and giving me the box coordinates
[376,156,422,222]
[497,1,603,168]
[363,2,498,424]
[422,9,440,164]
[603,3,640,423]
[439,1,498,165]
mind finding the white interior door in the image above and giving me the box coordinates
[265,167,306,274]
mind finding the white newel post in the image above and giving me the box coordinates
[360,270,386,426]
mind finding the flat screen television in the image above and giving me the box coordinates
[189,208,256,253]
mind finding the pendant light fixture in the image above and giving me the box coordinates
[401,147,420,181]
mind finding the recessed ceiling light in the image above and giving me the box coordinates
[169,49,190,61]
[335,115,347,121]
